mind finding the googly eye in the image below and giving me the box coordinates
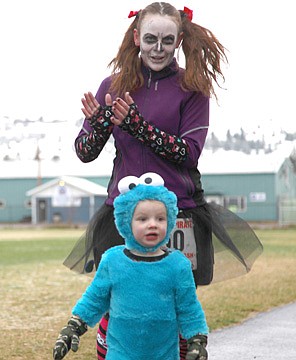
[118,175,140,194]
[139,172,164,187]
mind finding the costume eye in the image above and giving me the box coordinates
[118,176,140,194]
[143,34,157,44]
[162,35,175,45]
[139,172,164,187]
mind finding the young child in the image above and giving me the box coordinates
[53,172,208,360]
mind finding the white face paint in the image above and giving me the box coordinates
[134,14,181,72]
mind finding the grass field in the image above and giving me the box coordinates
[1,227,296,359]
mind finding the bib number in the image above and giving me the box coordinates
[167,218,197,270]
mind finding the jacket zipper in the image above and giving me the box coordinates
[147,70,152,89]
[147,70,159,91]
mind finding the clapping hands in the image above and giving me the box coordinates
[81,91,134,126]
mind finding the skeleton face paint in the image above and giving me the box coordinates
[134,14,181,72]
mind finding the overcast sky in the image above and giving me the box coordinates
[1,0,295,137]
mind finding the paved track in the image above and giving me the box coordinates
[208,302,296,359]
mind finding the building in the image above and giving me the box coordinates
[0,149,113,224]
[199,144,296,225]
[1,143,295,226]
[26,175,107,224]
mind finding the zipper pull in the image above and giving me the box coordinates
[148,70,152,88]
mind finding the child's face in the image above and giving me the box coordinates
[131,200,167,249]
[134,14,181,72]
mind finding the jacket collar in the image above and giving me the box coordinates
[141,58,179,82]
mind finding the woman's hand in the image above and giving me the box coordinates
[110,92,134,126]
[81,92,112,119]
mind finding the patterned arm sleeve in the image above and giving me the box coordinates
[119,104,189,164]
[75,105,114,163]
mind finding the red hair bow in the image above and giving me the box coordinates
[128,10,139,18]
[183,6,193,21]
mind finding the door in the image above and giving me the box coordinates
[37,199,47,222]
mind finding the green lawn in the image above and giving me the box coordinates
[0,227,84,264]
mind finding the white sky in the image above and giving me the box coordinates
[1,0,295,137]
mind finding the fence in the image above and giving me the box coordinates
[279,199,296,226]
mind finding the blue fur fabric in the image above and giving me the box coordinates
[72,183,208,359]
[72,246,209,359]
[114,184,178,253]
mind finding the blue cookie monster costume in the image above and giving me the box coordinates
[72,173,208,359]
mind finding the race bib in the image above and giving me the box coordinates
[167,218,197,270]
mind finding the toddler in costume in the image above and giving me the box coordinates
[53,172,208,360]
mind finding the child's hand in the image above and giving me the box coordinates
[53,315,88,359]
[185,334,208,360]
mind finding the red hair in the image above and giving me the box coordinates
[108,2,227,98]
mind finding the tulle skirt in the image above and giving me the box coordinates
[63,202,263,285]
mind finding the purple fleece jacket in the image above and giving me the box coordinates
[75,59,209,209]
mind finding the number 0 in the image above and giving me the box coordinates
[168,230,184,251]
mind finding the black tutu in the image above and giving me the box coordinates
[63,202,263,285]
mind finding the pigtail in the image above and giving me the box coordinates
[180,12,227,97]
[108,17,143,96]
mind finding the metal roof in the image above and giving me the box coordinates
[1,142,295,178]
[0,149,114,179]
[199,143,296,175]
[26,175,107,197]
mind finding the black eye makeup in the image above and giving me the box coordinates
[162,35,175,45]
[143,33,175,45]
[143,34,158,44]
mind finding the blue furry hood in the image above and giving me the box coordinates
[114,177,178,253]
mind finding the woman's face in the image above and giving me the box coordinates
[134,14,182,72]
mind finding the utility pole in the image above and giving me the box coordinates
[35,143,42,186]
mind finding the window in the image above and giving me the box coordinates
[0,199,6,209]
[205,195,224,206]
[223,196,247,213]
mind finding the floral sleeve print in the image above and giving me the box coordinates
[119,104,189,164]
[75,106,114,162]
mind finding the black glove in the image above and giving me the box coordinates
[185,334,208,360]
[53,315,88,360]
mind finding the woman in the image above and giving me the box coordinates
[64,3,262,359]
